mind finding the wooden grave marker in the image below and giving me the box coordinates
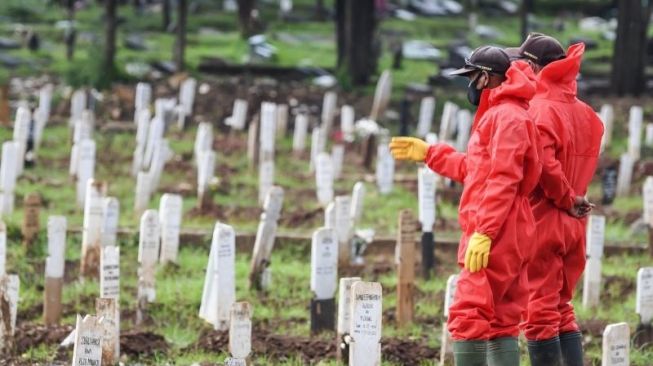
[21,193,41,249]
[396,210,416,327]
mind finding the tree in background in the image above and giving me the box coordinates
[336,0,377,86]
[102,0,118,86]
[238,0,256,38]
[174,0,188,71]
[520,0,534,41]
[162,0,171,31]
[611,0,652,96]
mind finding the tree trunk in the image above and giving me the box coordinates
[162,0,171,31]
[315,0,326,20]
[520,0,533,41]
[103,0,117,83]
[611,0,653,96]
[337,0,377,86]
[174,0,188,72]
[238,0,256,38]
[66,0,75,60]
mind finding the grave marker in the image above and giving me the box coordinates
[455,110,472,152]
[335,196,353,267]
[292,114,308,155]
[276,104,289,137]
[341,105,355,142]
[0,275,19,352]
[100,246,120,300]
[225,99,248,130]
[44,216,66,325]
[135,171,152,216]
[601,322,629,366]
[644,177,653,226]
[309,127,322,172]
[599,104,614,151]
[179,77,197,118]
[0,142,18,214]
[76,140,96,208]
[159,194,183,263]
[70,89,87,126]
[132,109,151,176]
[138,209,160,305]
[337,277,361,363]
[416,97,435,137]
[134,82,152,116]
[96,298,119,364]
[603,164,618,205]
[200,223,236,331]
[616,153,634,197]
[628,105,643,160]
[316,152,334,206]
[0,222,5,275]
[332,144,345,179]
[396,210,416,327]
[322,92,337,138]
[349,281,382,366]
[249,186,284,291]
[350,182,365,226]
[247,118,259,170]
[229,302,252,362]
[418,167,437,278]
[21,193,41,248]
[375,143,394,194]
[440,274,459,365]
[583,215,605,308]
[13,107,30,176]
[143,117,164,170]
[369,71,392,121]
[81,180,104,278]
[194,122,213,163]
[439,102,459,142]
[197,150,216,209]
[637,267,653,324]
[71,315,103,366]
[259,102,277,205]
[325,202,335,229]
[101,197,119,248]
[646,123,653,147]
[310,228,338,333]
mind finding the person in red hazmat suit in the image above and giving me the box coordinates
[509,34,603,366]
[389,45,541,365]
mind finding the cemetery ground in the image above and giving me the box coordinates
[0,104,652,364]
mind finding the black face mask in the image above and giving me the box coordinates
[467,74,485,106]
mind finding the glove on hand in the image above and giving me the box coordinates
[388,137,429,162]
[464,232,491,273]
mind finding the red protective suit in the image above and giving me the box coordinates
[523,43,604,341]
[425,61,541,340]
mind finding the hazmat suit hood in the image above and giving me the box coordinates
[535,42,584,102]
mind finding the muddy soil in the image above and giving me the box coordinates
[120,330,170,357]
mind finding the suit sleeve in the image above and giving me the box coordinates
[535,114,576,211]
[424,143,467,183]
[475,119,528,240]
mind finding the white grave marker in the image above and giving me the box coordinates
[0,274,19,351]
[418,167,437,232]
[70,89,87,126]
[0,222,5,275]
[44,216,66,325]
[337,277,361,335]
[637,267,653,324]
[138,210,160,302]
[229,302,252,360]
[276,104,289,137]
[369,71,392,121]
[0,142,18,214]
[416,97,435,137]
[349,281,382,366]
[101,197,120,248]
[13,106,30,176]
[325,202,335,229]
[439,102,459,142]
[76,140,96,208]
[600,104,614,152]
[341,105,355,142]
[646,124,653,147]
[200,223,236,331]
[179,77,197,117]
[194,122,213,162]
[455,109,472,152]
[100,246,120,300]
[311,228,339,300]
[601,322,629,366]
[249,187,284,290]
[316,152,335,206]
[159,194,183,263]
[628,105,643,160]
[440,274,459,364]
[96,298,119,364]
[583,215,605,308]
[81,180,103,277]
[321,92,337,138]
[643,177,653,227]
[134,82,152,116]
[292,114,309,154]
[616,153,634,197]
[225,99,248,130]
[375,144,394,194]
[71,315,103,366]
[350,182,365,226]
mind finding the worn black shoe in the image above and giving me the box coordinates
[527,336,563,366]
[559,331,584,366]
[453,340,488,366]
[488,337,520,366]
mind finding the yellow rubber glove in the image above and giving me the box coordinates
[388,137,429,162]
[464,232,491,273]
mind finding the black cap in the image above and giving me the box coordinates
[450,46,511,77]
[518,33,566,66]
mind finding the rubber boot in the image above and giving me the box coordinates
[488,337,520,366]
[559,331,584,366]
[527,336,563,366]
[453,340,488,366]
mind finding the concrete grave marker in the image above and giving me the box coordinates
[334,196,353,266]
[197,150,216,209]
[583,215,605,308]
[81,180,104,278]
[370,71,392,121]
[276,104,289,137]
[159,194,183,263]
[134,171,152,216]
[616,153,634,197]
[292,114,309,155]
[337,277,361,363]
[70,89,87,126]
[600,104,614,152]
[72,110,94,144]
[100,246,120,300]
[246,118,259,169]
[341,105,355,142]
[321,92,337,138]
[96,298,119,364]
[418,167,437,278]
[143,117,164,170]
[132,109,151,176]
[310,228,338,333]
[194,122,213,163]
[349,281,382,366]
[455,110,472,152]
[396,210,416,327]
[101,197,119,248]
[646,124,653,147]
[76,140,96,208]
[644,177,653,227]
[332,144,345,179]
[13,106,30,176]
[21,193,41,248]
[71,315,103,366]
[44,216,66,325]
[309,127,322,172]
[602,322,629,366]
[225,99,248,130]
[0,142,18,214]
[134,82,152,116]
[350,182,365,226]
[249,187,284,291]
[0,275,19,352]
[628,105,643,160]
[200,223,236,331]
[138,209,160,304]
[179,78,197,125]
[258,159,274,207]
[258,102,277,205]
[315,152,334,206]
[375,143,394,194]
[637,267,653,324]
[229,302,252,361]
[35,84,53,148]
[0,222,5,276]
[439,102,459,142]
[325,202,335,229]
[416,96,435,137]
[440,274,459,365]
